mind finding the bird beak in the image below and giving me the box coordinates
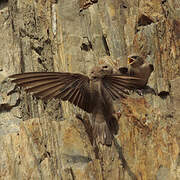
[128,57,135,64]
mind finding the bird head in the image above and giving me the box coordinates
[89,63,113,80]
[128,55,144,67]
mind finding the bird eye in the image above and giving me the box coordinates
[102,65,108,69]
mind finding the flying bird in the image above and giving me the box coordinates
[119,55,154,88]
[9,63,143,146]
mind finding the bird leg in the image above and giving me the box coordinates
[134,86,156,96]
[135,89,145,96]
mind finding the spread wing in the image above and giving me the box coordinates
[9,72,92,113]
[102,74,144,100]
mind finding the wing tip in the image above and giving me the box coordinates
[9,74,18,78]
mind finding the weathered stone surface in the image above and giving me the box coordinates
[0,0,179,179]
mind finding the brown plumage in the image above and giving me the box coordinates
[9,63,143,146]
[127,54,154,88]
[119,55,154,88]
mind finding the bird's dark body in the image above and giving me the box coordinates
[128,60,154,87]
[90,79,114,145]
[9,63,143,146]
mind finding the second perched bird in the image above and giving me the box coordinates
[119,54,154,89]
[9,63,143,146]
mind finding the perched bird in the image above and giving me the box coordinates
[119,54,154,88]
[9,63,143,146]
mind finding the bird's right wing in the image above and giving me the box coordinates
[102,74,144,100]
[9,72,93,113]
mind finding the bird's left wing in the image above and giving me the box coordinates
[101,74,144,100]
[9,72,93,113]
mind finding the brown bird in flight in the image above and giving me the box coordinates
[9,63,143,146]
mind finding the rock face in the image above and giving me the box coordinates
[0,0,179,179]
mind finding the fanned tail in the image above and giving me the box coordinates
[93,121,112,146]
